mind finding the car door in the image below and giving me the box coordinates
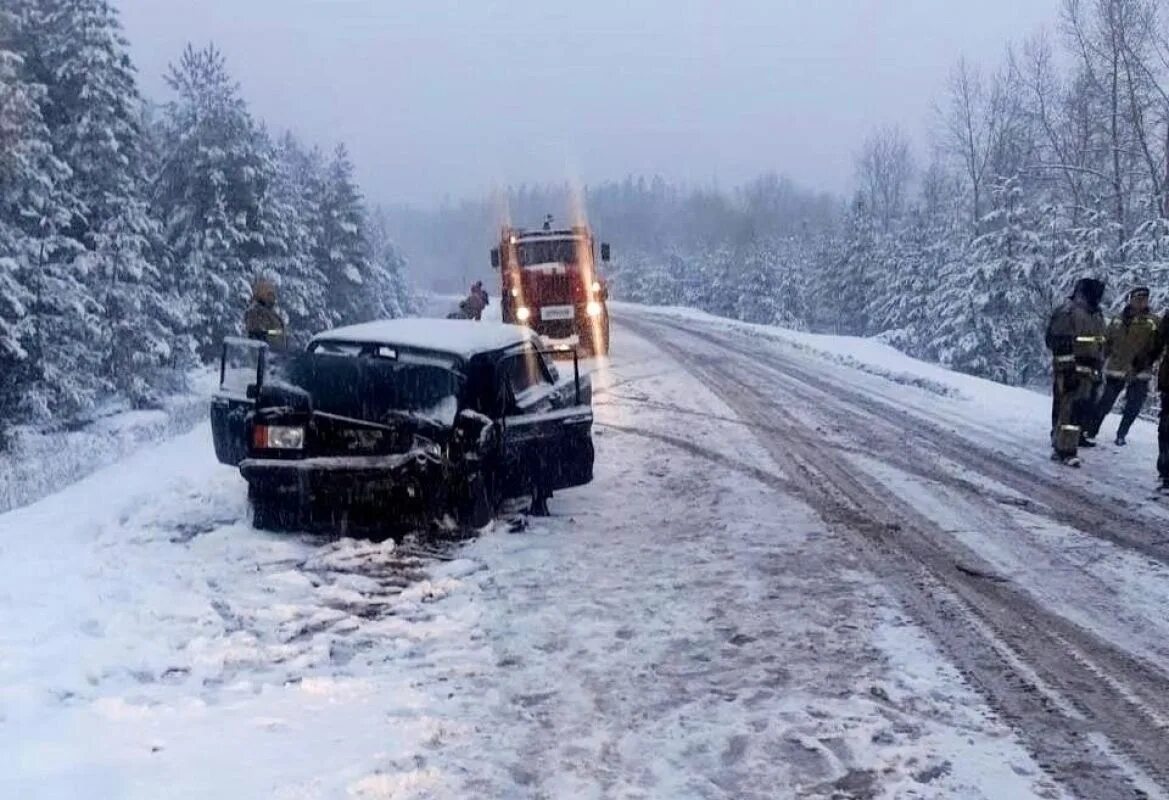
[210,337,265,466]
[498,344,594,496]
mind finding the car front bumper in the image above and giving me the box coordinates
[240,452,445,507]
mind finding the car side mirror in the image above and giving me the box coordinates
[600,243,611,262]
[490,248,500,269]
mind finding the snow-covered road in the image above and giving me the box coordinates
[3,305,1166,798]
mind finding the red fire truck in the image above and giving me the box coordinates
[491,220,611,356]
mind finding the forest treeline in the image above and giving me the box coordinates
[0,0,412,446]
[387,0,1169,389]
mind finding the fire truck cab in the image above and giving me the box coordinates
[491,221,611,356]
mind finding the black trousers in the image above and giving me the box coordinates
[1159,394,1169,480]
[1091,377,1150,438]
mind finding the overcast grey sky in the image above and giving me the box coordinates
[117,0,1059,207]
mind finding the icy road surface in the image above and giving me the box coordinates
[3,305,1167,798]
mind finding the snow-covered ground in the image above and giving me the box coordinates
[616,302,1168,510]
[3,303,1166,798]
[0,371,217,515]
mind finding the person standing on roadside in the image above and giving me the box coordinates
[1045,277,1107,467]
[1090,287,1160,446]
[453,281,489,321]
[1142,305,1169,492]
[244,278,287,348]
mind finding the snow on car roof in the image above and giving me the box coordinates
[311,318,538,358]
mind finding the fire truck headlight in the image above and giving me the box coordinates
[511,286,519,298]
[591,281,601,293]
[516,306,532,322]
[586,300,602,318]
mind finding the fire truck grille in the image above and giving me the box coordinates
[536,318,578,338]
[538,274,574,298]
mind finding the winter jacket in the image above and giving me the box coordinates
[1046,297,1107,376]
[244,300,286,346]
[461,290,487,320]
[1103,308,1160,380]
[1156,315,1169,394]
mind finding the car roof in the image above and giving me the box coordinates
[310,318,539,359]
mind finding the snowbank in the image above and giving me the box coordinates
[0,371,216,514]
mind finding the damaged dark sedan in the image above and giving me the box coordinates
[210,319,595,533]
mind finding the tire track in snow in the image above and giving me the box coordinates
[646,316,1169,566]
[624,314,1169,800]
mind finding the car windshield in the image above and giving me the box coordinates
[515,238,586,267]
[273,353,461,427]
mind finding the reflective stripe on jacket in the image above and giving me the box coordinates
[1047,298,1106,374]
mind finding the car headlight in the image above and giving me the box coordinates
[586,300,602,318]
[516,306,532,322]
[253,424,305,450]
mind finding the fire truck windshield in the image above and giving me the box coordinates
[515,238,586,267]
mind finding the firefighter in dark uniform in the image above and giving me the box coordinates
[1089,286,1160,446]
[1045,277,1107,465]
[1143,308,1169,491]
[244,278,287,347]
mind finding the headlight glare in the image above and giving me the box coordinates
[516,306,532,322]
[586,300,602,318]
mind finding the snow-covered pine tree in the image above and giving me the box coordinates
[638,253,680,306]
[24,0,176,404]
[3,4,103,421]
[155,44,277,359]
[702,245,738,319]
[0,35,50,442]
[608,249,675,306]
[1117,203,1169,312]
[929,178,1049,384]
[261,132,330,346]
[769,236,812,330]
[733,240,777,324]
[367,206,414,319]
[814,199,878,335]
[317,144,388,324]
